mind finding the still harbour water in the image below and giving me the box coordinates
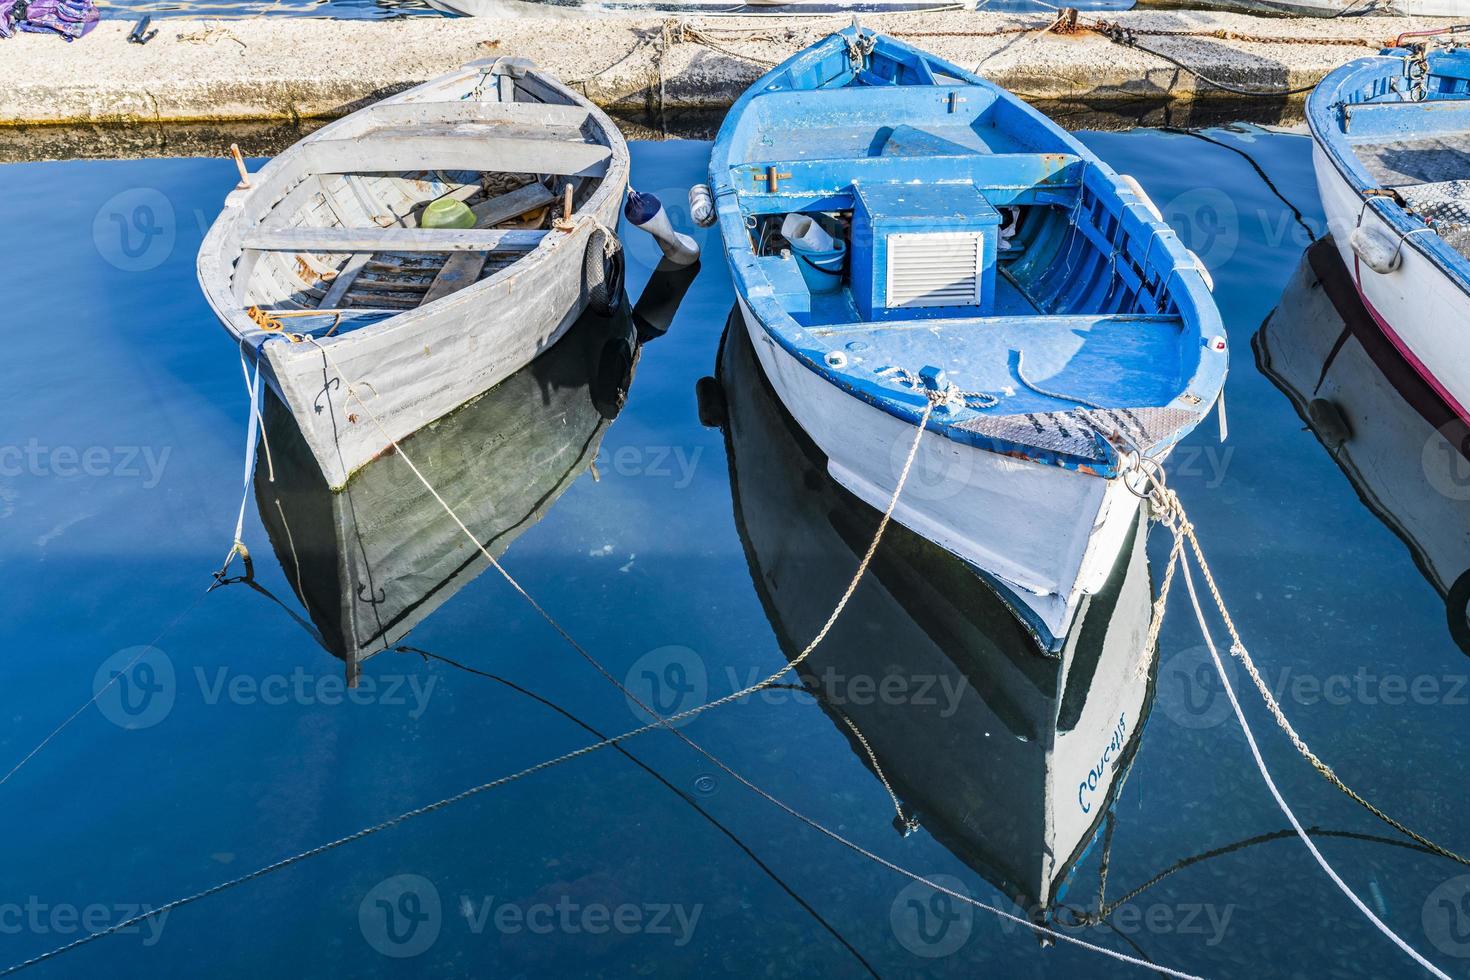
[1,128,1468,978]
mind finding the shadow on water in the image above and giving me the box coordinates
[0,99,1306,164]
[1255,236,1470,658]
[243,259,699,682]
[712,310,1162,932]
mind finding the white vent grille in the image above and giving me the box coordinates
[885,232,984,309]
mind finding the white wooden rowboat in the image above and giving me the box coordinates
[198,57,630,491]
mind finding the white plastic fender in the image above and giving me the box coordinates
[1349,224,1403,275]
[688,184,717,228]
[625,189,700,266]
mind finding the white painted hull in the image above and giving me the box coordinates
[724,307,1157,910]
[1313,142,1470,424]
[261,207,612,491]
[738,298,1143,649]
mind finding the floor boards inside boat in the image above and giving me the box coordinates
[1356,133,1470,261]
[1357,132,1470,188]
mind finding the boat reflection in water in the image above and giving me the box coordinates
[715,313,1159,923]
[1256,239,1470,656]
[253,265,695,682]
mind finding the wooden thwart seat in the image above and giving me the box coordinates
[735,152,1084,213]
[241,227,549,253]
[301,134,611,179]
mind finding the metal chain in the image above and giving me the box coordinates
[1148,479,1470,868]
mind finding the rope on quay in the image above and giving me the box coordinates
[1090,20,1323,97]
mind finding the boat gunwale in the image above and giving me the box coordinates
[708,27,1226,478]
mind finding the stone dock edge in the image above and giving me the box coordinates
[0,8,1437,128]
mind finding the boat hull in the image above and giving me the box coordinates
[737,298,1142,650]
[261,202,615,491]
[1313,141,1470,426]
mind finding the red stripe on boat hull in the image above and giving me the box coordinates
[1352,258,1470,430]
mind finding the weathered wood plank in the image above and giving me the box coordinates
[242,228,550,252]
[421,183,555,306]
[466,181,555,226]
[322,100,592,141]
[318,253,373,309]
[302,136,610,179]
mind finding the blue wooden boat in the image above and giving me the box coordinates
[1309,41,1470,430]
[707,25,1227,650]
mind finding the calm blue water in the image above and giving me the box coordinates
[1,128,1467,979]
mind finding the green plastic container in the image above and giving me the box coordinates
[420,199,476,230]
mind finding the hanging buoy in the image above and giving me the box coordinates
[625,189,700,266]
[689,184,717,228]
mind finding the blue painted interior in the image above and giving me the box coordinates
[709,27,1227,478]
[1309,47,1470,299]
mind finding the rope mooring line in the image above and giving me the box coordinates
[1106,443,1463,976]
[0,361,1203,978]
[1160,127,1317,246]
[1148,482,1470,870]
[1072,825,1462,930]
[2,349,283,792]
[398,647,882,979]
[323,364,1204,977]
[1177,552,1452,980]
[0,590,210,792]
[764,682,917,834]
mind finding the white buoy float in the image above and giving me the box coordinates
[688,184,717,228]
[625,189,700,266]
